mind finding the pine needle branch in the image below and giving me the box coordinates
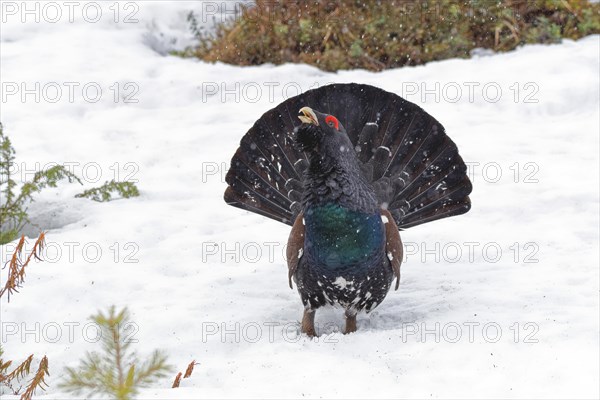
[19,356,49,400]
[75,180,139,202]
[5,354,33,382]
[60,306,172,400]
[172,372,182,388]
[184,360,197,378]
[171,360,198,389]
[0,233,46,301]
[0,348,49,399]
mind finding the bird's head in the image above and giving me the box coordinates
[295,107,354,160]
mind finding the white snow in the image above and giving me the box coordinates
[0,1,599,399]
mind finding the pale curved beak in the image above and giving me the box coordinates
[298,107,319,125]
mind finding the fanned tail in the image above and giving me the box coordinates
[224,83,472,229]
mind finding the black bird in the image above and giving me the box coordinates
[224,83,472,335]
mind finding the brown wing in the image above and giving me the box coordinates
[286,212,304,289]
[381,209,402,290]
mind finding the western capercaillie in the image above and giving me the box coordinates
[224,83,472,335]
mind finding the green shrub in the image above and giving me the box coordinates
[75,180,140,202]
[0,123,81,244]
[184,0,600,71]
[59,306,171,400]
[0,123,140,244]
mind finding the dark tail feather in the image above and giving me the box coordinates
[224,104,307,224]
[224,83,472,229]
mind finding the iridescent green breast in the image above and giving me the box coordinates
[304,204,385,270]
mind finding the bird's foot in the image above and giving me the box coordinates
[344,310,357,334]
[301,309,317,337]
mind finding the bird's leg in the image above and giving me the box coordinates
[344,310,357,334]
[301,308,317,337]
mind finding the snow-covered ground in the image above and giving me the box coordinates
[1,1,598,398]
